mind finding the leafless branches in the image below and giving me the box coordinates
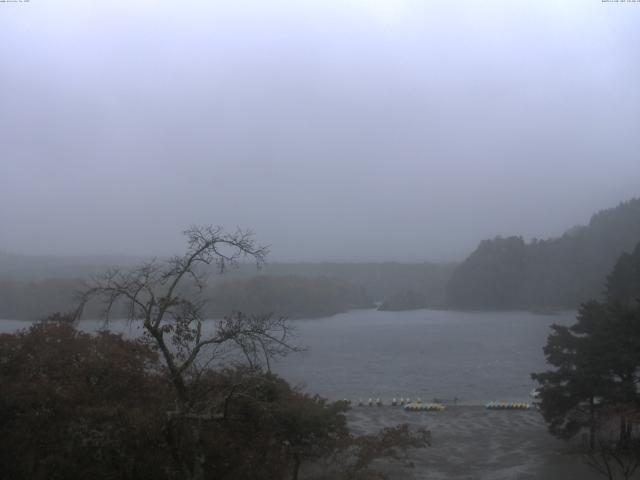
[73,226,300,480]
[584,438,640,480]
[75,225,296,402]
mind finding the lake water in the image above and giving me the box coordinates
[272,309,574,404]
[0,309,575,405]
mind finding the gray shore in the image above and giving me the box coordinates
[344,405,600,480]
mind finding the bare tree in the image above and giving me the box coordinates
[584,438,640,480]
[76,225,301,480]
[584,408,640,480]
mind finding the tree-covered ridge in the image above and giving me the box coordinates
[532,241,640,475]
[0,261,454,320]
[446,198,640,309]
[205,275,373,319]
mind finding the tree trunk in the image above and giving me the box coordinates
[292,453,301,480]
[620,415,630,447]
[589,397,596,451]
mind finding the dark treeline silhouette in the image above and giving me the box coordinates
[446,198,640,309]
[0,260,454,320]
[0,278,83,320]
[532,242,640,478]
[251,262,455,308]
[205,275,373,319]
[0,275,372,321]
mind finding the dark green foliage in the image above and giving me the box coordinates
[605,242,640,309]
[0,261,456,320]
[447,198,640,309]
[208,371,351,480]
[446,236,527,308]
[531,302,612,445]
[0,278,84,320]
[532,243,640,448]
[251,262,456,308]
[190,368,351,480]
[205,275,373,319]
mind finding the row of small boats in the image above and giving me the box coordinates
[347,398,447,411]
[343,398,532,411]
[485,401,531,410]
[404,402,446,412]
[348,398,432,407]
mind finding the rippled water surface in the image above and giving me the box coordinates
[1,309,574,404]
[272,309,575,404]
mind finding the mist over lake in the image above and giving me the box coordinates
[2,1,639,476]
[277,309,575,403]
[1,309,573,404]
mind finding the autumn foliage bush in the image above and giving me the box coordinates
[0,313,426,480]
[0,314,170,480]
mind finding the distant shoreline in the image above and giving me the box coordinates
[0,306,578,324]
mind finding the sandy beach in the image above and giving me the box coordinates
[345,405,601,480]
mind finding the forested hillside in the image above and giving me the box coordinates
[0,258,453,320]
[204,275,372,318]
[446,198,640,309]
[0,274,372,321]
[256,262,455,307]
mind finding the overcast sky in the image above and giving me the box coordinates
[1,0,639,261]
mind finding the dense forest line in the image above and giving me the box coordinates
[0,258,454,320]
[247,262,455,307]
[6,197,637,317]
[0,275,371,321]
[446,198,640,309]
[204,275,372,319]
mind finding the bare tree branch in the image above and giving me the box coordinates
[74,226,296,480]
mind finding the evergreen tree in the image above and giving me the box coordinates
[533,242,640,449]
[448,198,640,309]
[531,301,611,448]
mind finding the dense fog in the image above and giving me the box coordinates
[2,0,639,261]
[3,3,640,480]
